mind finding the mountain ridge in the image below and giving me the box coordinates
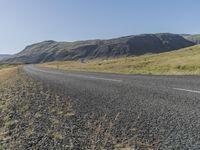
[2,33,195,64]
[0,54,10,61]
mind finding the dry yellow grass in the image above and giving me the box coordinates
[0,66,19,83]
[39,45,200,75]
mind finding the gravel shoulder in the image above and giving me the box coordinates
[24,65,200,150]
[1,65,200,149]
[0,69,144,150]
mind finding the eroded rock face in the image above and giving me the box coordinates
[2,33,195,64]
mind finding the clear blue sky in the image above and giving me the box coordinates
[0,0,200,54]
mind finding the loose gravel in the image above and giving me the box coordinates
[0,70,149,150]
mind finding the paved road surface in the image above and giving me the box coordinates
[24,65,200,149]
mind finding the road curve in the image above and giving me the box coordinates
[24,65,200,149]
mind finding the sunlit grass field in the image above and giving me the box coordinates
[0,65,19,83]
[40,45,200,75]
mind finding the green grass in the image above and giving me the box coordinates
[39,45,200,75]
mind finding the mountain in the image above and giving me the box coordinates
[182,34,200,44]
[0,54,10,61]
[2,33,195,64]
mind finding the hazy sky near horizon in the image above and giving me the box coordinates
[0,0,200,54]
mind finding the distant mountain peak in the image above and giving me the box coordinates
[0,54,11,61]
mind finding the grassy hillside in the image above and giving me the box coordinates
[39,45,200,75]
[184,34,200,44]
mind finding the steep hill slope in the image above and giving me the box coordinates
[3,33,195,64]
[40,45,200,75]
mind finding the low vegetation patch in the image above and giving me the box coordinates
[40,45,200,75]
[0,66,19,83]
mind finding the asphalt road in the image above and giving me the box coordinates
[24,65,200,149]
